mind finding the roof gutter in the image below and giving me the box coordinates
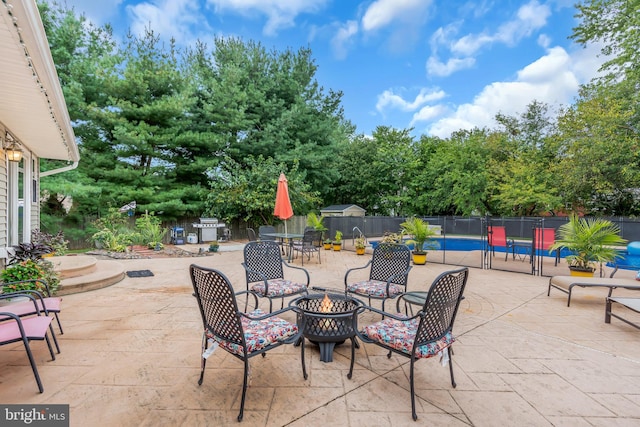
[40,161,79,177]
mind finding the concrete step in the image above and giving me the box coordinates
[56,258,125,296]
[51,254,98,278]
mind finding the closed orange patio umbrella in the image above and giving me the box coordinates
[274,173,293,235]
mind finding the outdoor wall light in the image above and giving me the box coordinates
[3,134,23,162]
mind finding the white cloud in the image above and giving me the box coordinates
[207,0,328,36]
[376,88,446,113]
[426,44,606,138]
[428,0,551,77]
[426,56,476,77]
[450,0,550,56]
[361,0,431,32]
[410,105,449,125]
[331,21,359,60]
[127,0,205,45]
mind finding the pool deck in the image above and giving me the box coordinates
[1,241,639,426]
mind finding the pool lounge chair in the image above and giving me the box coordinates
[548,267,640,306]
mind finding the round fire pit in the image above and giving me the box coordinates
[292,291,363,362]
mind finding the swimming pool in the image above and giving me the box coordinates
[370,237,636,265]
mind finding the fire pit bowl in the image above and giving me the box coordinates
[291,290,363,367]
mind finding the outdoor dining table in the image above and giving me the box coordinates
[261,232,304,261]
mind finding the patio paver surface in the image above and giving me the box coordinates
[1,243,639,426]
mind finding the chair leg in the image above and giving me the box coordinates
[410,358,417,421]
[198,335,207,386]
[347,337,356,379]
[238,358,250,422]
[48,324,61,354]
[44,333,55,361]
[301,338,308,380]
[448,347,456,388]
[22,337,44,393]
[54,313,63,335]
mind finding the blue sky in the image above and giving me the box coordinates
[49,0,604,138]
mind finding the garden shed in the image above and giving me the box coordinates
[320,204,366,217]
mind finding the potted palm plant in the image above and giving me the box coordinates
[400,217,437,265]
[549,214,626,276]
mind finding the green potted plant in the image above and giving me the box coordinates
[209,241,220,252]
[332,230,343,251]
[549,214,627,276]
[355,236,366,255]
[323,238,332,250]
[400,217,437,265]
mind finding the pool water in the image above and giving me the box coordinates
[370,237,639,269]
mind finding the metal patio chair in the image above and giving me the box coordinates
[292,229,322,265]
[356,267,469,420]
[344,243,412,312]
[190,265,306,421]
[242,240,310,312]
[0,292,57,393]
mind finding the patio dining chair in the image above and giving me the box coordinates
[292,229,322,265]
[0,293,57,393]
[189,265,306,422]
[356,267,469,421]
[344,243,412,312]
[242,240,310,312]
[534,227,560,266]
[247,227,258,242]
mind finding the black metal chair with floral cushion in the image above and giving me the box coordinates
[190,264,306,422]
[292,229,322,265]
[242,240,310,312]
[344,243,412,312]
[356,267,469,421]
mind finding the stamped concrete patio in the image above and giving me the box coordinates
[1,243,639,426]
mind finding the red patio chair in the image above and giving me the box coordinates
[487,226,514,261]
[534,227,560,266]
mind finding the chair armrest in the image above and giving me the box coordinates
[344,260,373,286]
[282,261,310,286]
[234,290,259,310]
[385,266,413,286]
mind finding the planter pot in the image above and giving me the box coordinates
[412,252,427,265]
[569,267,595,277]
[333,243,342,251]
[209,246,219,253]
[323,243,332,250]
[356,247,365,255]
[42,252,55,258]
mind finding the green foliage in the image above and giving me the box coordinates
[306,212,327,231]
[134,212,167,248]
[90,208,133,251]
[205,156,320,227]
[333,230,343,243]
[1,259,60,294]
[355,236,366,249]
[31,229,68,256]
[549,214,627,271]
[400,217,436,254]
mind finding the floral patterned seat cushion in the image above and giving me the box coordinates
[206,309,298,357]
[347,280,403,298]
[360,315,454,359]
[251,279,307,297]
